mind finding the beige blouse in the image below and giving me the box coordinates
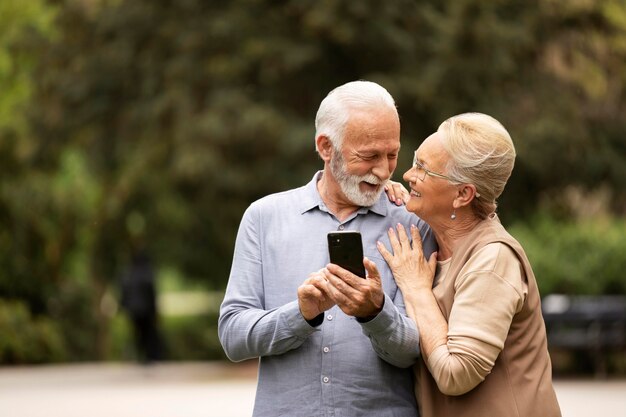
[425,243,529,396]
[413,214,560,417]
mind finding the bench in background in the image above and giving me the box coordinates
[542,294,626,377]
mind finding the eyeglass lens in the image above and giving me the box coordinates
[412,155,427,181]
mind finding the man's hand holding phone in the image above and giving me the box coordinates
[326,230,384,319]
[323,257,384,319]
[297,270,336,321]
[299,230,385,322]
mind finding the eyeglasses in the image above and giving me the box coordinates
[412,153,462,183]
[411,153,481,198]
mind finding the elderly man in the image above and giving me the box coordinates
[218,81,436,417]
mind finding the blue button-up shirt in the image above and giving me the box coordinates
[219,172,436,417]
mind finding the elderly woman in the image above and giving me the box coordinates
[377,113,561,417]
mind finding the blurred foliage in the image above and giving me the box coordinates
[511,214,626,295]
[161,312,226,361]
[0,299,66,363]
[1,0,625,362]
[0,0,57,136]
[104,310,225,362]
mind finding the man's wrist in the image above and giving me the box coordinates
[356,297,385,322]
[356,314,378,323]
[305,313,324,327]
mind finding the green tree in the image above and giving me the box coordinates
[2,0,626,362]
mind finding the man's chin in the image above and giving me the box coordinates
[359,182,382,194]
[349,190,383,207]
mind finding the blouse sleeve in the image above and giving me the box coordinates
[426,243,528,396]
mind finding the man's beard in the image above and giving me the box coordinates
[330,147,386,207]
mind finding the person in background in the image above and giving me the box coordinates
[218,80,436,417]
[120,249,163,364]
[373,113,561,417]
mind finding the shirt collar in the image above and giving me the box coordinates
[299,171,389,217]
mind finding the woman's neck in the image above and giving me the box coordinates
[432,215,482,261]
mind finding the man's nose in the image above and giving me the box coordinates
[372,159,394,182]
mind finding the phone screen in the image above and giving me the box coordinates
[327,231,366,278]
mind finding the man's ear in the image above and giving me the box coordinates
[453,184,479,208]
[316,135,334,163]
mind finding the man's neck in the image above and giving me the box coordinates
[317,169,360,222]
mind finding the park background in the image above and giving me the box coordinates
[1,0,625,376]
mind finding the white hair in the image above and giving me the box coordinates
[438,113,516,219]
[315,81,397,151]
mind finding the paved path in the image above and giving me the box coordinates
[1,362,625,417]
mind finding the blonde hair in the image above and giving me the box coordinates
[438,113,516,219]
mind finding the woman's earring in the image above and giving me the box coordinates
[451,209,457,220]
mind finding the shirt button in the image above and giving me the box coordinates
[323,347,330,353]
[338,224,344,230]
[323,376,330,383]
[327,314,333,321]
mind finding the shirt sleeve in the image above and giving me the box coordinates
[426,243,528,396]
[359,291,421,368]
[217,203,319,362]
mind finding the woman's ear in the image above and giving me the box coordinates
[453,184,479,208]
[316,135,334,162]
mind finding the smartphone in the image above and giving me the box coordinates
[327,231,366,278]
